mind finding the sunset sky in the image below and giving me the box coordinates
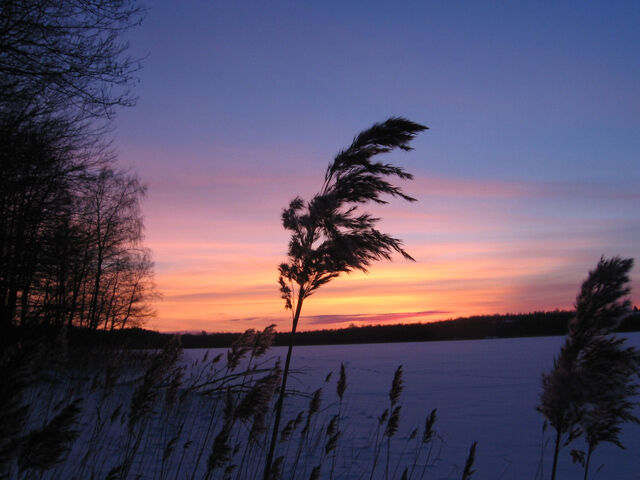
[114,1,639,333]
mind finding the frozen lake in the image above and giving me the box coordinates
[184,333,640,480]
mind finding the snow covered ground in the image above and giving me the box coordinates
[22,333,639,480]
[181,333,640,480]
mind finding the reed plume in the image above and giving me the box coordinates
[461,441,477,480]
[18,398,82,473]
[266,117,427,480]
[390,365,404,406]
[538,256,638,480]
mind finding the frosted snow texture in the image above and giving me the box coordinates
[182,334,639,480]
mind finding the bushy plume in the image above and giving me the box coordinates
[538,256,639,480]
[236,369,281,422]
[308,465,321,480]
[309,388,323,415]
[423,408,437,444]
[293,410,305,428]
[278,117,427,311]
[383,365,405,480]
[325,431,341,454]
[267,456,284,480]
[224,464,237,478]
[266,117,427,480]
[385,406,402,438]
[303,388,323,434]
[577,334,640,478]
[18,398,82,472]
[207,390,236,474]
[253,324,277,358]
[129,335,182,433]
[326,414,339,438]
[280,418,297,443]
[163,431,181,463]
[246,366,280,443]
[207,426,232,472]
[164,366,184,411]
[389,365,404,406]
[337,363,347,400]
[227,329,256,371]
[461,441,478,480]
[110,404,123,424]
[378,409,389,426]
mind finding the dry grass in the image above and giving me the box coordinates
[1,328,478,480]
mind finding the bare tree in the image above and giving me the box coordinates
[102,247,157,330]
[264,117,428,480]
[0,0,144,126]
[0,116,83,327]
[0,0,151,334]
[81,169,146,329]
[0,117,155,332]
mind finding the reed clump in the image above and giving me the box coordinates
[2,325,481,480]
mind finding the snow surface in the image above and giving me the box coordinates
[28,334,640,479]
[180,333,640,480]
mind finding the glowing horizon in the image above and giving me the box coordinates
[139,167,639,333]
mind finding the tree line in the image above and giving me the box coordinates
[0,0,155,333]
[9,310,637,350]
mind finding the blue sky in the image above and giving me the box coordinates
[113,1,639,331]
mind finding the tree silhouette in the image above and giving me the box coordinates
[538,256,640,480]
[264,117,427,480]
[0,1,153,335]
[0,118,155,331]
[0,0,144,125]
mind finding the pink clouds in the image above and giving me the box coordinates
[120,145,639,333]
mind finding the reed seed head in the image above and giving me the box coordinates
[379,408,389,425]
[325,431,341,454]
[423,408,437,444]
[462,441,478,480]
[309,388,322,415]
[385,405,401,438]
[253,324,276,358]
[268,456,284,480]
[18,398,82,472]
[308,465,321,480]
[207,427,231,472]
[389,365,404,406]
[280,418,296,443]
[337,363,347,400]
[326,414,339,437]
[227,329,256,370]
[293,410,305,429]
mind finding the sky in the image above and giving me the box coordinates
[114,1,640,333]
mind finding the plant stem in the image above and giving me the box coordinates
[419,438,435,480]
[330,399,342,480]
[370,421,383,480]
[583,447,593,480]
[551,429,561,480]
[264,291,304,480]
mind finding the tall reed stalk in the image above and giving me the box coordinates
[265,117,427,480]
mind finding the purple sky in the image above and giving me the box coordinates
[113,1,639,332]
